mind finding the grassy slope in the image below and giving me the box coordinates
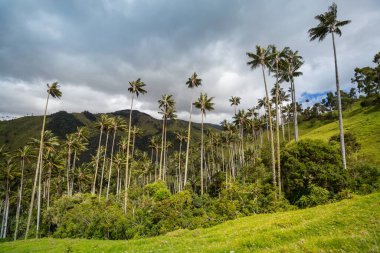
[299,102,380,166]
[1,193,379,253]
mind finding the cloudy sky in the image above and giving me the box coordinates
[0,0,379,123]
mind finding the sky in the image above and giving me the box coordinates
[0,0,379,124]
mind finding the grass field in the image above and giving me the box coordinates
[299,103,380,166]
[1,193,379,253]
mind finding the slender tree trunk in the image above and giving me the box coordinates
[92,126,103,194]
[36,157,44,238]
[275,63,282,195]
[200,113,204,195]
[159,117,166,180]
[184,96,193,187]
[25,93,49,240]
[124,94,134,213]
[14,158,24,240]
[106,129,117,200]
[332,33,347,170]
[292,80,299,141]
[178,141,182,192]
[99,130,110,200]
[261,65,277,189]
[66,146,71,195]
[70,150,77,196]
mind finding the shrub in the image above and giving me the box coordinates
[281,139,348,204]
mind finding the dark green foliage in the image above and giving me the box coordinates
[82,111,96,121]
[329,132,361,155]
[46,111,84,138]
[281,139,348,206]
[348,164,380,194]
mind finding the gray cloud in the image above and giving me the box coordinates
[0,0,379,123]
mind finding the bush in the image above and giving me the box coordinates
[348,164,380,194]
[281,139,348,205]
[329,132,361,155]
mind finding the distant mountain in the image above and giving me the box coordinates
[0,109,221,163]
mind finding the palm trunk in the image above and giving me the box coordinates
[184,96,193,188]
[14,158,25,240]
[92,126,103,194]
[25,93,49,240]
[36,156,44,238]
[332,33,347,170]
[275,63,282,195]
[292,80,299,141]
[66,146,71,195]
[124,94,134,213]
[70,150,77,196]
[159,117,166,180]
[200,113,204,195]
[178,141,182,192]
[99,130,110,200]
[106,129,117,200]
[261,65,277,189]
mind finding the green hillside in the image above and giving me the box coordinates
[0,109,219,156]
[1,193,378,253]
[299,102,380,166]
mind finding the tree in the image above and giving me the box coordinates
[308,2,351,170]
[124,78,147,213]
[184,72,202,188]
[92,114,109,194]
[229,96,241,115]
[158,94,176,181]
[247,46,277,189]
[25,82,61,239]
[106,117,126,200]
[194,93,215,195]
[13,145,32,240]
[279,48,303,142]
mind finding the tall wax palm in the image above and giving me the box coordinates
[149,136,160,181]
[106,117,126,200]
[247,46,277,189]
[64,133,76,196]
[279,48,303,142]
[175,131,186,192]
[308,2,351,170]
[99,116,112,199]
[25,82,61,240]
[13,145,32,240]
[268,45,287,194]
[194,93,215,195]
[124,78,147,213]
[184,72,202,188]
[229,96,241,115]
[92,114,109,194]
[233,109,249,167]
[158,94,175,181]
[70,127,89,195]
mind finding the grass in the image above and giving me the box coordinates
[299,102,380,166]
[1,193,379,252]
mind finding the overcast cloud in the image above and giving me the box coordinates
[0,0,379,123]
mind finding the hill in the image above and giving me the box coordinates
[0,192,378,252]
[299,102,380,166]
[0,109,220,161]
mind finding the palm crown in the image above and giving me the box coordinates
[128,78,147,97]
[186,72,202,89]
[308,3,351,41]
[194,93,215,116]
[47,82,62,99]
[246,45,271,70]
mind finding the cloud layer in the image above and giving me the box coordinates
[1,0,379,123]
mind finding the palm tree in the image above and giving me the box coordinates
[268,45,287,195]
[194,93,215,195]
[124,78,147,213]
[279,48,303,142]
[158,94,176,181]
[229,96,241,115]
[25,82,61,240]
[149,136,160,181]
[184,72,202,188]
[13,145,32,240]
[247,46,277,189]
[175,131,187,191]
[92,114,109,194]
[99,115,112,199]
[233,109,249,167]
[308,2,351,170]
[106,117,126,200]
